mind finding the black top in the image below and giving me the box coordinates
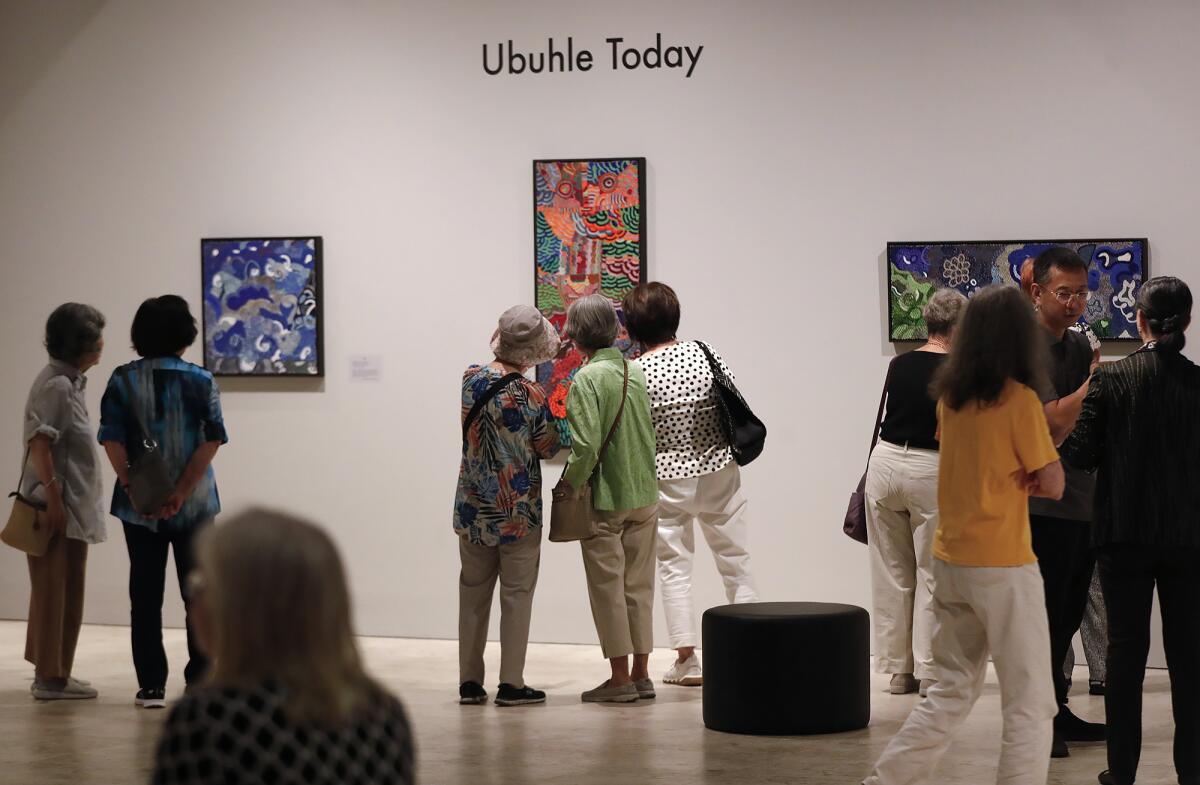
[1060,347,1200,549]
[1029,327,1096,522]
[152,682,414,785]
[878,350,946,451]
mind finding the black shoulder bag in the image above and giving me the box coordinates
[119,369,176,515]
[462,373,524,441]
[695,341,766,466]
[842,357,896,544]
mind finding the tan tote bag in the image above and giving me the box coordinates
[2,448,52,557]
[549,360,629,543]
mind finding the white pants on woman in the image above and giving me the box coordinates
[866,440,939,679]
[657,461,758,649]
[864,559,1056,785]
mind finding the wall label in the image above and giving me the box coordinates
[482,35,704,78]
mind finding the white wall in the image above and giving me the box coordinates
[1,1,1193,666]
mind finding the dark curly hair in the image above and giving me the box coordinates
[131,295,198,358]
[45,303,106,363]
[932,286,1049,410]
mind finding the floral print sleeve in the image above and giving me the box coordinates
[454,365,561,545]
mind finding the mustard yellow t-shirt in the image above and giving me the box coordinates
[933,380,1060,567]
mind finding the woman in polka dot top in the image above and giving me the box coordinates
[623,282,759,687]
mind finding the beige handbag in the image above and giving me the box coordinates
[549,361,628,543]
[2,449,52,557]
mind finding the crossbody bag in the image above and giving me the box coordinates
[549,360,629,543]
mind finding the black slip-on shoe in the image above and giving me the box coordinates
[494,683,546,706]
[459,681,488,705]
[1056,707,1106,743]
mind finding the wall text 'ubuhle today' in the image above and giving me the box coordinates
[482,35,704,78]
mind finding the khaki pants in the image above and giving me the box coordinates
[864,559,1056,785]
[25,535,88,680]
[458,533,540,688]
[581,504,658,659]
[866,441,940,679]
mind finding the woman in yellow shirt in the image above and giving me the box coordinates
[864,285,1066,785]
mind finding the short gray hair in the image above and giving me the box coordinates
[565,295,618,352]
[924,288,967,337]
[45,303,105,363]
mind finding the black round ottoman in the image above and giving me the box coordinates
[702,601,870,735]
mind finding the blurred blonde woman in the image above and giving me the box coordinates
[150,509,414,785]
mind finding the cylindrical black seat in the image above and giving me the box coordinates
[702,601,870,735]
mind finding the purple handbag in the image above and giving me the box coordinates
[843,358,896,544]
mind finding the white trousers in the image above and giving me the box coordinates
[864,559,1056,785]
[657,461,758,649]
[865,441,939,679]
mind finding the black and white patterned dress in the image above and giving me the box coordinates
[152,682,414,785]
[636,341,735,481]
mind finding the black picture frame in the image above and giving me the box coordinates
[200,235,325,377]
[531,157,649,314]
[886,237,1149,342]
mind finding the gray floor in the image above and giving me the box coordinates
[0,621,1178,784]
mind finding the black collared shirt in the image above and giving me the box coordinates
[1029,327,1096,522]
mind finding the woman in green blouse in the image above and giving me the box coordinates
[561,295,659,703]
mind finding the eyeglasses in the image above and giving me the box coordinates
[1051,290,1089,306]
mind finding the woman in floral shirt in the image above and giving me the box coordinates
[454,305,561,707]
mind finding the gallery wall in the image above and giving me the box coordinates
[1,0,1192,665]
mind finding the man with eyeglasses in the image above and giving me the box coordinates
[1028,246,1106,759]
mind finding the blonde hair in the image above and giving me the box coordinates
[197,508,384,725]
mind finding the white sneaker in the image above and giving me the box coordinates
[32,680,98,701]
[663,654,703,686]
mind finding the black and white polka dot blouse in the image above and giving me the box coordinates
[636,341,735,481]
[151,682,414,785]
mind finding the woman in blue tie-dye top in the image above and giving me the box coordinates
[454,305,560,708]
[98,295,228,710]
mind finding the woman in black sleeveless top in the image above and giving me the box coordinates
[866,288,966,696]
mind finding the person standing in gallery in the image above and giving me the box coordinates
[1025,248,1106,757]
[864,287,966,697]
[454,305,562,707]
[863,285,1063,785]
[150,509,414,785]
[98,295,227,710]
[560,294,659,703]
[19,304,107,701]
[621,282,758,688]
[1058,276,1200,785]
[1023,257,1109,699]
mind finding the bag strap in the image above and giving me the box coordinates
[592,360,629,476]
[869,357,898,457]
[118,367,156,449]
[11,445,30,496]
[694,340,722,381]
[462,372,524,441]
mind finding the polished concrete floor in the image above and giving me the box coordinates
[0,621,1180,784]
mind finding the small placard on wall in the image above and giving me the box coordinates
[349,355,383,382]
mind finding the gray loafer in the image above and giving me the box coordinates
[581,680,639,703]
[634,678,656,699]
[32,680,98,701]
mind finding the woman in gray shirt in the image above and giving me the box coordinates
[20,304,107,700]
